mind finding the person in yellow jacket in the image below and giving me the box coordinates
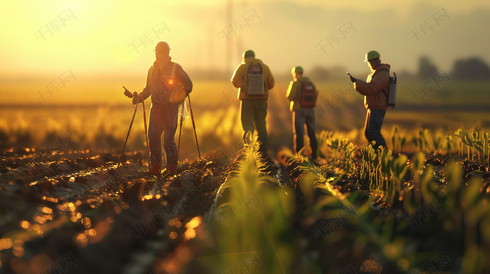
[231,50,275,157]
[132,41,193,177]
[348,50,390,149]
[286,66,319,160]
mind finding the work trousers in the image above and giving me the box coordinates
[364,108,386,149]
[240,99,268,157]
[148,103,179,168]
[293,108,318,159]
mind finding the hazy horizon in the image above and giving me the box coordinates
[1,0,490,79]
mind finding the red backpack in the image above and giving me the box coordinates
[300,81,316,108]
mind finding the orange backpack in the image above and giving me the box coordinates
[168,63,187,105]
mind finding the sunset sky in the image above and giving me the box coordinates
[1,0,490,80]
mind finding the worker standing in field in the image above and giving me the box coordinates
[231,50,275,158]
[286,66,319,161]
[132,41,193,177]
[348,50,390,149]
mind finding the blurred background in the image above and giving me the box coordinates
[1,0,489,158]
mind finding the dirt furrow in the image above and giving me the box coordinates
[0,155,117,187]
[0,157,228,274]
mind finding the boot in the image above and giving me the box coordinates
[150,162,162,178]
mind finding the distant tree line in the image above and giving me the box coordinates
[305,56,490,81]
[418,55,490,80]
[188,56,490,81]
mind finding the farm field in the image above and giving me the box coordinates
[1,79,489,153]
[1,79,490,273]
[3,0,490,272]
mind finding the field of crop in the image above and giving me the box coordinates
[1,79,490,273]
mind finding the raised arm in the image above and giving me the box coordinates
[354,71,389,96]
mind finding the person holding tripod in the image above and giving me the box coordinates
[132,41,193,177]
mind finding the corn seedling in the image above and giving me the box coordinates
[391,126,406,153]
[212,135,296,273]
[454,129,490,162]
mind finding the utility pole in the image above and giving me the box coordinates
[208,25,214,70]
[226,0,233,74]
[236,0,247,59]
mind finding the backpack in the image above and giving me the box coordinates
[382,72,397,108]
[168,63,187,105]
[150,63,186,105]
[246,62,266,98]
[300,81,317,108]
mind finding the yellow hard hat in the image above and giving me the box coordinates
[155,41,170,52]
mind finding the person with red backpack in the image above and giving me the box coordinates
[348,50,390,149]
[231,50,275,158]
[286,66,319,161]
[132,41,193,177]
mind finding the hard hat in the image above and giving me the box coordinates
[364,50,380,62]
[292,66,304,74]
[155,41,171,52]
[243,50,255,58]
